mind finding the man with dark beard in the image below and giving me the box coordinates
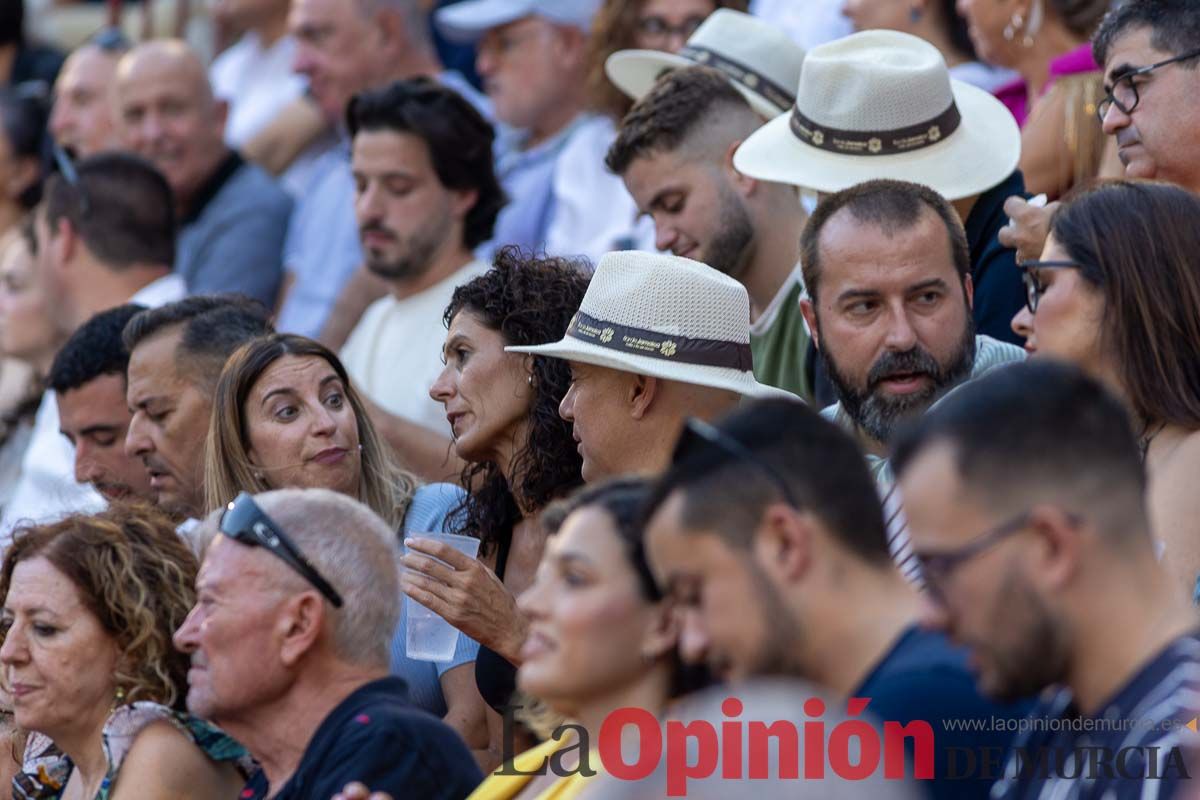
[643,398,1030,800]
[606,65,814,401]
[893,361,1200,799]
[339,78,504,480]
[798,180,1024,582]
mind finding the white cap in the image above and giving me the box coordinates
[435,0,602,43]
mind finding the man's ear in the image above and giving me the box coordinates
[450,187,479,224]
[723,139,757,198]
[629,374,659,420]
[639,597,679,662]
[53,216,78,271]
[277,593,326,667]
[752,505,814,587]
[963,272,975,311]
[800,298,820,351]
[1026,504,1083,592]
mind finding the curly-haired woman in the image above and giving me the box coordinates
[405,249,589,763]
[0,504,252,799]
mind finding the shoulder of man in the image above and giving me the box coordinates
[280,681,482,800]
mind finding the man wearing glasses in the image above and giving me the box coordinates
[894,360,1200,799]
[174,488,482,799]
[642,398,1029,800]
[1092,0,1200,191]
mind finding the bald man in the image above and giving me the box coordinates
[50,37,128,158]
[114,40,292,307]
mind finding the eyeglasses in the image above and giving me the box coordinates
[89,26,131,53]
[219,492,344,607]
[915,511,1031,607]
[51,143,92,217]
[636,14,706,42]
[1096,46,1200,123]
[674,417,800,509]
[1016,259,1080,314]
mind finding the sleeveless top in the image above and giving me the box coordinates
[475,530,520,713]
[14,702,254,799]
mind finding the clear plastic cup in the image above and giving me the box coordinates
[404,532,481,662]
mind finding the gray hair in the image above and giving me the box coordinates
[360,0,432,50]
[256,488,400,670]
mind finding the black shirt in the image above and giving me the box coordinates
[242,676,482,800]
[963,170,1029,346]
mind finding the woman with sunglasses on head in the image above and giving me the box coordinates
[405,250,589,765]
[0,504,252,799]
[1011,179,1200,604]
[202,333,487,756]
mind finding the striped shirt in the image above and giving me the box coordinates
[990,632,1200,800]
[821,335,1026,583]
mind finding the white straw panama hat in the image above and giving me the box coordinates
[605,9,806,119]
[507,251,796,400]
[732,30,1020,201]
[435,0,602,43]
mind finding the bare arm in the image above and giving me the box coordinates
[242,95,331,177]
[1149,432,1200,605]
[317,266,391,352]
[438,662,494,771]
[110,722,244,800]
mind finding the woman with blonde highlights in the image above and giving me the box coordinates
[202,333,485,750]
[0,504,251,799]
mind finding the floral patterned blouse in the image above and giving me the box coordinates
[13,701,255,799]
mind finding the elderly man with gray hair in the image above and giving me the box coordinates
[173,488,481,800]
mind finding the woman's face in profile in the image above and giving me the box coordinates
[1011,235,1107,374]
[244,354,362,497]
[429,310,534,464]
[0,557,122,739]
[0,233,58,366]
[516,507,673,712]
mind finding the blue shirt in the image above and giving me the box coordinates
[854,624,1032,800]
[991,631,1200,800]
[389,482,480,717]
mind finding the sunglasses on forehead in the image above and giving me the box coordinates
[674,417,800,509]
[219,492,343,608]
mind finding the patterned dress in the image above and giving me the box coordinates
[13,701,255,799]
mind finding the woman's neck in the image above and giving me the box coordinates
[571,666,673,747]
[56,712,113,798]
[913,14,969,69]
[495,421,534,514]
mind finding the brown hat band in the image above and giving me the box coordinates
[788,100,961,156]
[566,311,754,372]
[679,45,795,113]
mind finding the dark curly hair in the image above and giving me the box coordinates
[443,247,590,557]
[0,503,199,710]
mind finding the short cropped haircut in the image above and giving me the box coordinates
[347,77,505,249]
[606,65,755,176]
[48,303,147,394]
[1093,0,1200,68]
[799,179,970,304]
[892,360,1150,544]
[43,152,176,269]
[644,398,892,566]
[256,489,400,669]
[122,295,274,391]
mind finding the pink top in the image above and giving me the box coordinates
[995,43,1100,127]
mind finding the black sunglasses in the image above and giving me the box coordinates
[674,417,800,509]
[51,143,92,217]
[219,492,344,607]
[1016,259,1080,315]
[1097,46,1200,123]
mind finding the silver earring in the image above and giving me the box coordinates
[253,470,264,481]
[527,374,534,386]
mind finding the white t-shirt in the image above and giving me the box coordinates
[340,261,490,435]
[544,115,655,265]
[0,274,186,547]
[210,33,307,149]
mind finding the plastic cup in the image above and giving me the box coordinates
[404,532,481,662]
